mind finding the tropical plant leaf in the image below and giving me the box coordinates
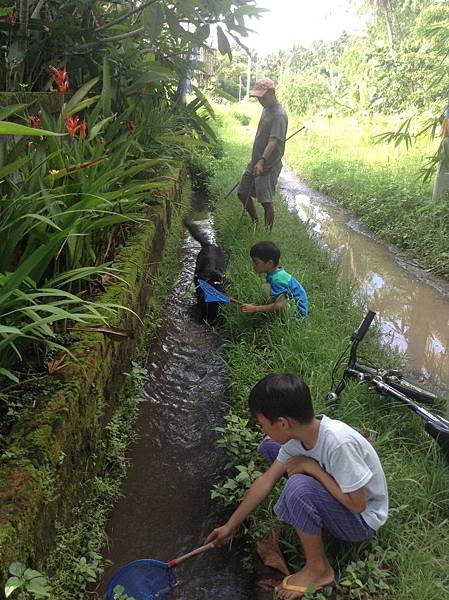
[0,7,15,16]
[0,122,64,137]
[4,576,22,598]
[142,2,165,40]
[27,577,51,596]
[87,116,115,141]
[66,96,101,116]
[70,326,133,340]
[217,26,232,60]
[0,367,19,383]
[101,55,112,117]
[125,69,173,95]
[0,104,29,121]
[23,568,44,581]
[0,155,30,179]
[65,77,100,114]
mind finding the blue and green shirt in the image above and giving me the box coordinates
[266,267,308,317]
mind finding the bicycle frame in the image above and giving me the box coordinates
[329,310,449,460]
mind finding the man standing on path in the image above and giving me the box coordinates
[237,78,288,229]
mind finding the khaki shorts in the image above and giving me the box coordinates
[238,162,283,204]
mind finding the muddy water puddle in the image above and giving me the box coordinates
[99,207,251,599]
[280,169,449,394]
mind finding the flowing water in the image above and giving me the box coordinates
[99,200,252,599]
[280,169,449,394]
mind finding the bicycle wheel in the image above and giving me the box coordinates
[385,376,437,404]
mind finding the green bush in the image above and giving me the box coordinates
[231,111,251,126]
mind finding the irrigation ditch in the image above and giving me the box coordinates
[97,190,254,599]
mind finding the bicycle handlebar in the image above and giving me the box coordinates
[348,309,376,366]
[353,310,376,342]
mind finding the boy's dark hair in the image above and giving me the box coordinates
[250,241,280,266]
[248,373,314,424]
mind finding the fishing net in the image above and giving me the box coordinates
[106,559,177,600]
[197,278,231,303]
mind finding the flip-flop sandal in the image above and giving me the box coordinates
[277,575,336,597]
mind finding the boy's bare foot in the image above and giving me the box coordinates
[275,565,335,599]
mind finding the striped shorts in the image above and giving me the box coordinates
[259,437,375,541]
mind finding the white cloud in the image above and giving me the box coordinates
[244,0,368,55]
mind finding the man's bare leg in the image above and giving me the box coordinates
[276,530,335,599]
[262,202,275,229]
[238,192,259,223]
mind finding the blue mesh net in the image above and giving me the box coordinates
[197,279,231,303]
[106,559,177,600]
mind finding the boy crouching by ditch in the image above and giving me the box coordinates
[240,241,308,317]
[205,373,388,599]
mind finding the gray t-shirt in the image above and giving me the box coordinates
[277,415,388,531]
[248,103,288,172]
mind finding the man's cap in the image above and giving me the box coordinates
[250,77,275,98]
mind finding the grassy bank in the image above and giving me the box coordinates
[282,114,449,279]
[209,108,449,600]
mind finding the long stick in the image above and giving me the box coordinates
[167,542,215,568]
[286,125,306,141]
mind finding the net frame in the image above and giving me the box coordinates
[106,559,177,600]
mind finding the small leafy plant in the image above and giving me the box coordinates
[4,562,51,598]
[112,585,136,600]
[338,549,392,599]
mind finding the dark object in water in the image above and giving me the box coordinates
[183,219,226,323]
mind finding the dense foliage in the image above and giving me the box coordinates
[212,1,449,132]
[0,1,264,397]
[262,1,449,118]
[0,0,262,92]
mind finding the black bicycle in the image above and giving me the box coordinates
[327,310,449,460]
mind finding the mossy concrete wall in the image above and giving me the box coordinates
[0,172,185,581]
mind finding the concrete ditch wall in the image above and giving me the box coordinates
[0,172,185,580]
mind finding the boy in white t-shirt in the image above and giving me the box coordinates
[205,373,388,599]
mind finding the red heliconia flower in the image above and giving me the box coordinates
[127,122,137,135]
[6,11,17,26]
[94,12,105,27]
[65,113,80,139]
[49,65,69,94]
[28,112,42,129]
[79,120,88,141]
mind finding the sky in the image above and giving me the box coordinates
[243,0,368,56]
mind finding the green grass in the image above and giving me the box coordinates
[210,107,449,600]
[282,114,449,278]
